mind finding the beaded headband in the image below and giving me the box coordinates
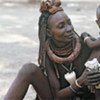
[40,0,63,14]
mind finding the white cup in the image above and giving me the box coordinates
[64,71,76,85]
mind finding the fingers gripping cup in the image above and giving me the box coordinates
[85,58,100,90]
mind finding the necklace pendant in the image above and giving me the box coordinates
[64,71,76,85]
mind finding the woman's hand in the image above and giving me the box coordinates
[77,69,100,87]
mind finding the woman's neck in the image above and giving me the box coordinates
[49,38,75,57]
[51,37,75,48]
[46,36,81,64]
[51,38,71,48]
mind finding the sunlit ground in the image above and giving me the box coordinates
[0,0,100,100]
[0,2,39,100]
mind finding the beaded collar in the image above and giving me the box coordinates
[46,35,81,64]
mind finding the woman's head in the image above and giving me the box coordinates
[47,11,74,44]
[38,0,75,66]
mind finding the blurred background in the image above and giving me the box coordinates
[0,0,100,100]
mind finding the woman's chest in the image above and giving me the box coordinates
[57,62,83,89]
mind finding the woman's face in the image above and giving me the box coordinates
[48,11,74,43]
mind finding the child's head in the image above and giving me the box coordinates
[96,5,100,28]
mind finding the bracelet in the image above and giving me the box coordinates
[84,36,90,43]
[75,79,82,88]
[69,85,77,93]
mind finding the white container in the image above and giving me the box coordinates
[64,71,76,85]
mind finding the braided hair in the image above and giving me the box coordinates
[38,11,51,70]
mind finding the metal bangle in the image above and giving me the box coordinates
[84,36,90,43]
[75,79,82,88]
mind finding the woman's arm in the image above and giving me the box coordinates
[46,56,100,100]
[85,37,100,48]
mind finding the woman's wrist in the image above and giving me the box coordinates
[76,78,84,87]
[69,85,77,93]
[75,79,83,88]
[69,79,83,94]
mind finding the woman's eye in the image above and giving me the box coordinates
[58,23,65,28]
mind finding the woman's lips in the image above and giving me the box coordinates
[64,33,73,39]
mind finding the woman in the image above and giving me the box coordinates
[4,0,100,100]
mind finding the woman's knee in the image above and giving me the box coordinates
[18,63,39,80]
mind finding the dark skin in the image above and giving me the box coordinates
[84,6,100,49]
[96,5,100,28]
[4,63,53,100]
[82,6,100,68]
[48,11,74,46]
[47,11,100,99]
[83,6,100,100]
[83,6,100,49]
[4,11,100,100]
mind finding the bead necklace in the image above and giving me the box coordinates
[50,39,74,56]
[46,35,81,64]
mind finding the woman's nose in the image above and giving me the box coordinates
[66,25,73,32]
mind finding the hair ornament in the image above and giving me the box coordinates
[40,0,63,14]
